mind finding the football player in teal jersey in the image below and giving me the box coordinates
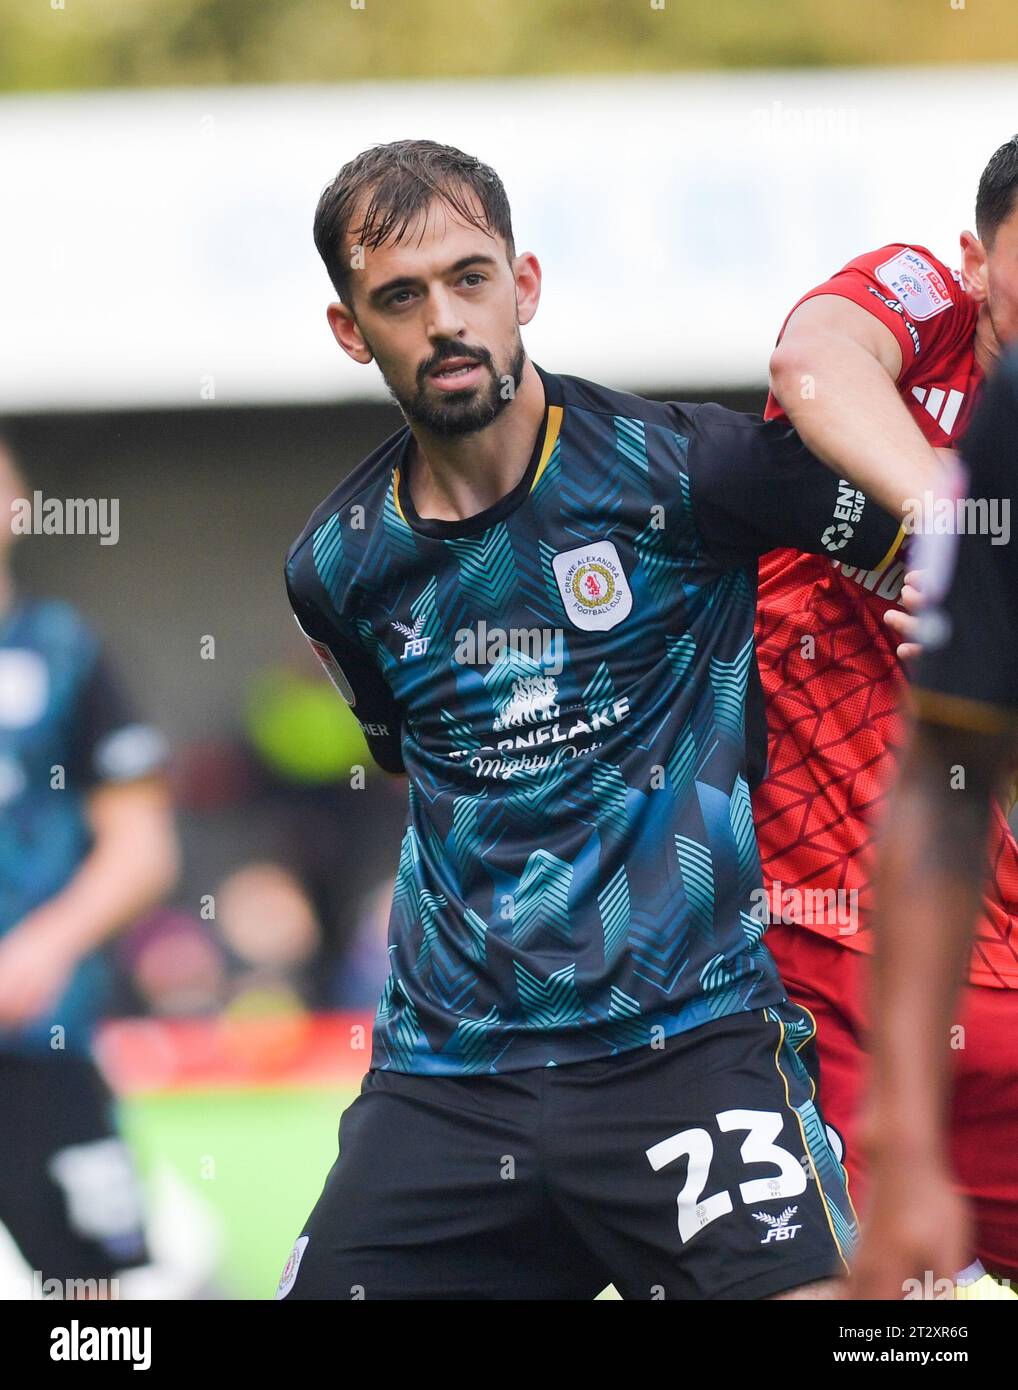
[278,140,916,1301]
[0,440,178,1293]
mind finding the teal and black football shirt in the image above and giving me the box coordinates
[286,365,901,1074]
[0,598,168,1054]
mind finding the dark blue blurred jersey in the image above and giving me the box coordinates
[0,598,166,1054]
[286,365,901,1075]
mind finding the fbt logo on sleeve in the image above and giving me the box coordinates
[875,248,953,322]
[553,541,633,632]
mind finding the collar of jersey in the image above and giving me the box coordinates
[391,362,564,540]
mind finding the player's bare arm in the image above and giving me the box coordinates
[851,721,1014,1298]
[851,341,1018,1297]
[0,776,179,1028]
[769,294,950,519]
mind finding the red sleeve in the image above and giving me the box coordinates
[764,243,962,421]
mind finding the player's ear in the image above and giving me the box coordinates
[959,230,989,304]
[513,252,542,327]
[327,301,374,365]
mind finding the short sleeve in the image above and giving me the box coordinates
[685,403,903,573]
[67,651,168,788]
[913,355,1018,732]
[765,244,963,421]
[285,538,405,775]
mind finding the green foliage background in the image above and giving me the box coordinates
[1,0,1016,94]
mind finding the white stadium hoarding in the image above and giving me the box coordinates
[1,68,1016,412]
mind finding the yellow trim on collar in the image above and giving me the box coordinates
[391,466,408,525]
[530,405,563,492]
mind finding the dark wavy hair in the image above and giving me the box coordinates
[312,139,516,305]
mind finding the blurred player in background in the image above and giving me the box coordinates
[752,136,1018,1283]
[279,140,912,1301]
[852,348,1018,1297]
[0,440,178,1295]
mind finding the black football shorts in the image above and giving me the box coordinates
[0,1051,149,1287]
[277,1002,856,1300]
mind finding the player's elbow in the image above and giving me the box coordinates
[95,781,181,906]
[131,805,181,906]
[768,335,815,414]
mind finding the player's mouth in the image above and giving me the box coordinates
[428,358,486,391]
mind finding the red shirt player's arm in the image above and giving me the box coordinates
[766,244,960,422]
[764,246,961,515]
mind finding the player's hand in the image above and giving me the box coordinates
[883,569,927,663]
[849,1147,971,1300]
[0,918,80,1029]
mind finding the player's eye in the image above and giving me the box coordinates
[459,272,485,288]
[385,288,417,308]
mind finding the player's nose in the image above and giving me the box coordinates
[425,285,467,341]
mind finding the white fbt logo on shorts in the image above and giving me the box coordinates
[753,1205,802,1244]
[275,1235,309,1299]
[553,541,633,632]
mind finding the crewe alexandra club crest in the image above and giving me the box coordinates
[552,541,633,632]
[274,1235,309,1299]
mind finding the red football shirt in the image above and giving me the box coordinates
[753,243,1018,989]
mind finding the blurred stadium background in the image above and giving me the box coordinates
[2,0,1017,1299]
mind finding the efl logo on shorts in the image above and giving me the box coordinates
[275,1234,309,1299]
[552,541,633,632]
